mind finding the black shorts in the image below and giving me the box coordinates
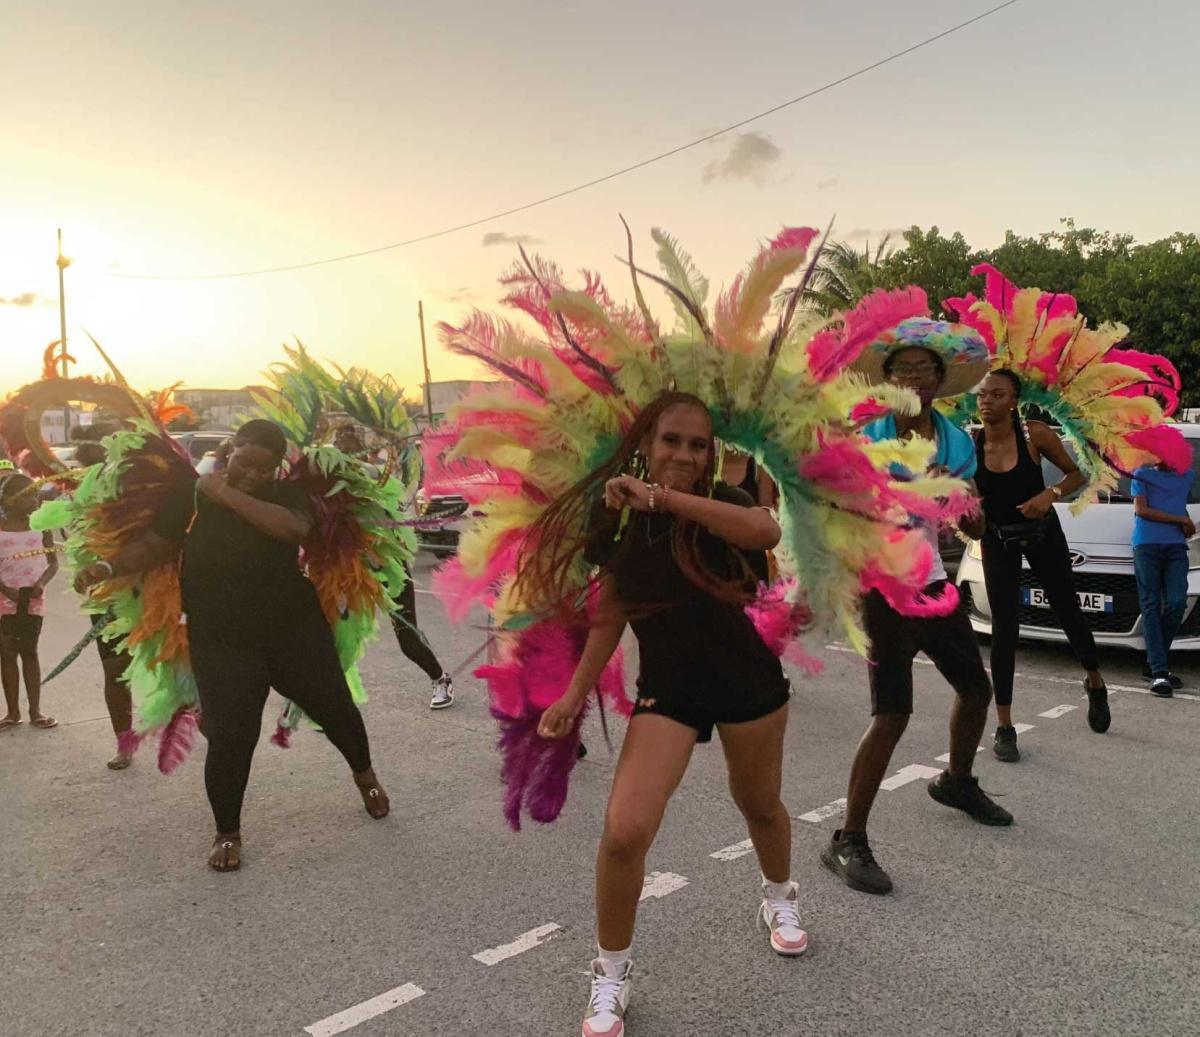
[0,612,44,645]
[865,583,990,716]
[630,678,792,743]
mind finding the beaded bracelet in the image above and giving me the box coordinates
[648,482,658,512]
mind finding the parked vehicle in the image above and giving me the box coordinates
[957,423,1200,651]
[414,489,472,557]
[171,430,232,463]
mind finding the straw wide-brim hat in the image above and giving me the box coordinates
[852,317,992,399]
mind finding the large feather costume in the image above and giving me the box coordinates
[944,264,1188,510]
[33,347,418,771]
[425,223,978,829]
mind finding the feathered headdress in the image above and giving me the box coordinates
[945,264,1188,510]
[426,223,977,829]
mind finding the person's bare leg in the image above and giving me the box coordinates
[718,703,791,881]
[595,715,696,951]
[102,656,134,768]
[1,642,20,725]
[843,713,909,832]
[996,703,1013,728]
[23,650,53,727]
[949,690,990,779]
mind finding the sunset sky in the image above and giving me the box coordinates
[2,0,1198,397]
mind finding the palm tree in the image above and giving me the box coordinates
[802,235,895,315]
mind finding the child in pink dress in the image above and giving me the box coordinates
[0,472,58,730]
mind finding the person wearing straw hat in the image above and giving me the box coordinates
[821,318,1012,897]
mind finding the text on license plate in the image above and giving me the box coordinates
[1022,588,1113,613]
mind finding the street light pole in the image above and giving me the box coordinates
[418,300,434,426]
[56,228,71,439]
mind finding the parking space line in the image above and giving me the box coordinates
[304,983,426,1037]
[935,747,983,763]
[879,764,942,791]
[796,798,847,823]
[640,872,689,901]
[1038,704,1077,718]
[710,839,755,861]
[472,923,562,966]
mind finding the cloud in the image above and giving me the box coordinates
[816,177,839,191]
[482,232,541,248]
[702,132,782,184]
[438,286,477,305]
[0,292,43,307]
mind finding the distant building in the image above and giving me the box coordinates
[174,387,262,429]
[419,380,501,424]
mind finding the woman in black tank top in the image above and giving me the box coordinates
[973,371,1110,760]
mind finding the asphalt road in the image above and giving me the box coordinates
[4,555,1198,1037]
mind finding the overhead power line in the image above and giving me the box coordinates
[111,0,1021,282]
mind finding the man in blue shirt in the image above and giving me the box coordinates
[1131,463,1196,696]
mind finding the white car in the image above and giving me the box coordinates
[957,423,1200,651]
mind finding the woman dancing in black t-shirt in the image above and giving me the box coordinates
[75,420,389,871]
[526,392,805,1037]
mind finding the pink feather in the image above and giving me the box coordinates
[745,581,823,676]
[116,729,142,757]
[157,708,198,775]
[807,287,930,382]
[432,529,524,623]
[270,723,293,749]
[1126,425,1192,474]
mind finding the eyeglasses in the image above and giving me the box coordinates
[889,362,940,378]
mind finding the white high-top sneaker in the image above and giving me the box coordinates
[759,880,809,956]
[582,957,632,1037]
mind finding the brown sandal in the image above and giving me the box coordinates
[208,833,242,872]
[354,771,390,819]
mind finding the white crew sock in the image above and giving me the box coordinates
[597,943,631,976]
[762,877,793,901]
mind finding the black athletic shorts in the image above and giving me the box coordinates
[630,678,792,743]
[0,612,44,644]
[865,582,991,716]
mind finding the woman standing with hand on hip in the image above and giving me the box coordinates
[531,392,804,1037]
[973,369,1109,759]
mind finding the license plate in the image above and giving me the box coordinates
[1021,587,1113,613]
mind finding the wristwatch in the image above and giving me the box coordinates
[1049,484,1064,498]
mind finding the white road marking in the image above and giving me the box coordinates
[879,764,942,791]
[640,871,689,901]
[935,747,983,764]
[1013,722,1034,734]
[710,839,755,861]
[304,983,426,1037]
[472,923,562,966]
[796,798,847,823]
[1038,704,1077,718]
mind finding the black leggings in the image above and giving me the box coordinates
[389,570,443,681]
[981,516,1100,707]
[189,620,372,833]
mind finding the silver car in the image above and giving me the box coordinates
[957,423,1200,651]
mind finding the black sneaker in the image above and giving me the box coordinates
[821,830,893,895]
[927,771,1013,826]
[1149,677,1174,698]
[1143,666,1183,689]
[1085,682,1111,733]
[992,725,1020,762]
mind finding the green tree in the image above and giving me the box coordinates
[875,226,979,315]
[802,236,895,315]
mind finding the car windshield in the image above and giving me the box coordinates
[1041,434,1200,504]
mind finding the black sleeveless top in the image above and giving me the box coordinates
[736,457,759,502]
[973,417,1046,526]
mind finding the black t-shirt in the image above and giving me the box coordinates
[152,477,323,642]
[584,482,787,704]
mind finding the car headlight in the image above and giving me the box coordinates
[967,539,983,560]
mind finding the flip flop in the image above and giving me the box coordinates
[0,718,22,732]
[30,716,58,729]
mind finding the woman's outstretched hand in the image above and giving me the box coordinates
[604,475,653,512]
[538,694,584,740]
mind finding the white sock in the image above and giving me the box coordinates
[597,944,631,976]
[762,877,793,901]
